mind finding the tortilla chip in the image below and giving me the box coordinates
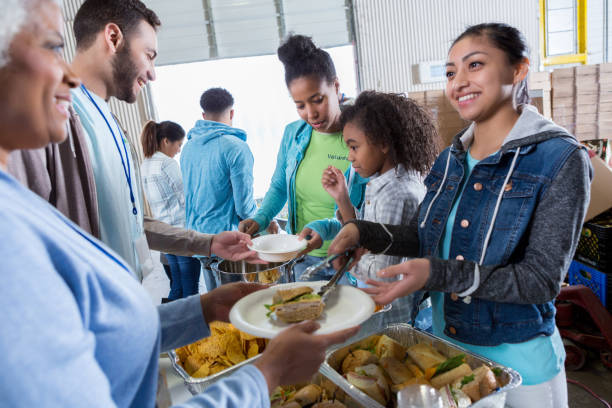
[210,321,233,335]
[226,335,246,365]
[192,362,211,378]
[184,355,204,376]
[247,341,259,358]
[209,362,229,375]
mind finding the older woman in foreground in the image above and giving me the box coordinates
[0,1,357,406]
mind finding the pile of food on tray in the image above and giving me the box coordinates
[175,321,268,378]
[270,374,363,408]
[336,334,507,407]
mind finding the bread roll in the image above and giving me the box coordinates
[406,343,447,370]
[380,356,413,384]
[375,335,406,360]
[474,366,498,398]
[341,349,379,374]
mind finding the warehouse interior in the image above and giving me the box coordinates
[4,0,612,406]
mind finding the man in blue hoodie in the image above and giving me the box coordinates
[181,88,258,290]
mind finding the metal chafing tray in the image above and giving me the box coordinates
[168,350,260,395]
[319,323,522,408]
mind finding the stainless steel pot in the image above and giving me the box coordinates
[210,258,297,285]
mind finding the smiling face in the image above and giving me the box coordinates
[0,0,80,154]
[445,35,519,123]
[343,121,390,178]
[288,75,341,133]
[111,20,157,103]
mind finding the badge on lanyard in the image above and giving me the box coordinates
[80,84,138,216]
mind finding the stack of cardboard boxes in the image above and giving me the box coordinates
[550,62,612,141]
[600,63,612,139]
[551,67,576,135]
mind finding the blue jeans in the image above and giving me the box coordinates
[165,254,200,300]
[197,256,219,293]
[293,255,356,286]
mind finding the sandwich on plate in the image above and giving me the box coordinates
[265,286,325,323]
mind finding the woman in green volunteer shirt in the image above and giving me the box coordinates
[239,35,367,281]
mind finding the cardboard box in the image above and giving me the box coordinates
[552,67,576,79]
[576,113,598,124]
[600,62,612,73]
[530,71,551,91]
[577,104,598,115]
[576,83,599,94]
[599,91,612,103]
[576,65,598,76]
[576,93,599,106]
[586,155,612,221]
[553,86,575,98]
[575,124,598,140]
[552,96,575,108]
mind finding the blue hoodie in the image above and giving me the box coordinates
[181,120,257,234]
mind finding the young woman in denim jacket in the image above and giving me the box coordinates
[239,35,367,280]
[328,23,591,407]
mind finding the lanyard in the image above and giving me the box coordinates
[80,84,138,216]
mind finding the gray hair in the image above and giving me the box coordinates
[0,0,62,69]
[0,0,27,68]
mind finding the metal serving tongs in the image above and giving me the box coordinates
[317,254,355,303]
[298,246,357,281]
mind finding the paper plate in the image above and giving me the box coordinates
[229,281,375,338]
[247,234,307,262]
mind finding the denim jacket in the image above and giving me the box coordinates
[418,106,589,345]
[350,106,592,346]
[252,120,367,234]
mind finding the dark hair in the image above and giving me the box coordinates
[200,88,234,114]
[74,0,161,50]
[277,34,337,87]
[140,120,185,158]
[340,91,439,175]
[452,23,530,106]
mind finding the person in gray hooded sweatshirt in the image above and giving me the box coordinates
[181,88,258,290]
[328,23,592,407]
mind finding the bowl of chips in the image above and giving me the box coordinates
[170,321,269,394]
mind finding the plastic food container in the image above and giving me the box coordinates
[319,324,522,408]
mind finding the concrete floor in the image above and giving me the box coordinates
[567,359,612,407]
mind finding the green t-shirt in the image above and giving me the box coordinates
[295,129,350,257]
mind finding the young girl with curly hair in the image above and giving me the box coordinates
[304,91,439,323]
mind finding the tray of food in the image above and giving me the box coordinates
[169,321,269,395]
[271,372,367,408]
[319,324,522,408]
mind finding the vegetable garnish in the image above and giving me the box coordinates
[434,354,466,376]
[460,374,475,388]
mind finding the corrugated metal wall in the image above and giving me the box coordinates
[352,0,541,93]
[62,0,155,163]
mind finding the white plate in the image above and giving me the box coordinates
[248,234,307,262]
[229,281,376,338]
